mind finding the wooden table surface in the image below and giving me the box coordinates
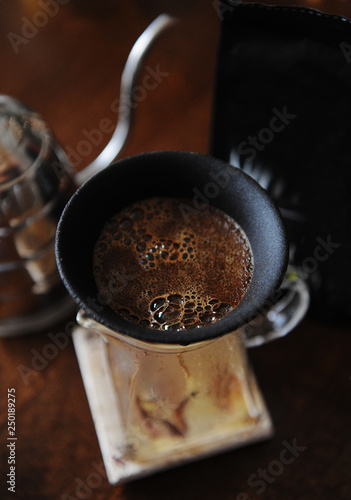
[1,1,350,499]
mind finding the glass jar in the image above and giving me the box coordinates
[76,268,308,473]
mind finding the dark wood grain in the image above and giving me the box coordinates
[1,1,351,499]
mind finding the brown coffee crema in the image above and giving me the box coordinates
[93,197,253,332]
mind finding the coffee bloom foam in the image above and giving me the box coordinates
[93,197,253,332]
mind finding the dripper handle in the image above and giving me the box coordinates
[243,266,310,348]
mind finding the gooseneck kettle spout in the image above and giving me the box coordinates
[76,14,175,185]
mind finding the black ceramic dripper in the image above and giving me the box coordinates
[55,151,288,345]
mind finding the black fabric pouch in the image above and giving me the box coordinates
[211,2,351,321]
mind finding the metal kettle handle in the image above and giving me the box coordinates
[75,14,175,186]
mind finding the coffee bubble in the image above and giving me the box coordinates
[93,197,254,332]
